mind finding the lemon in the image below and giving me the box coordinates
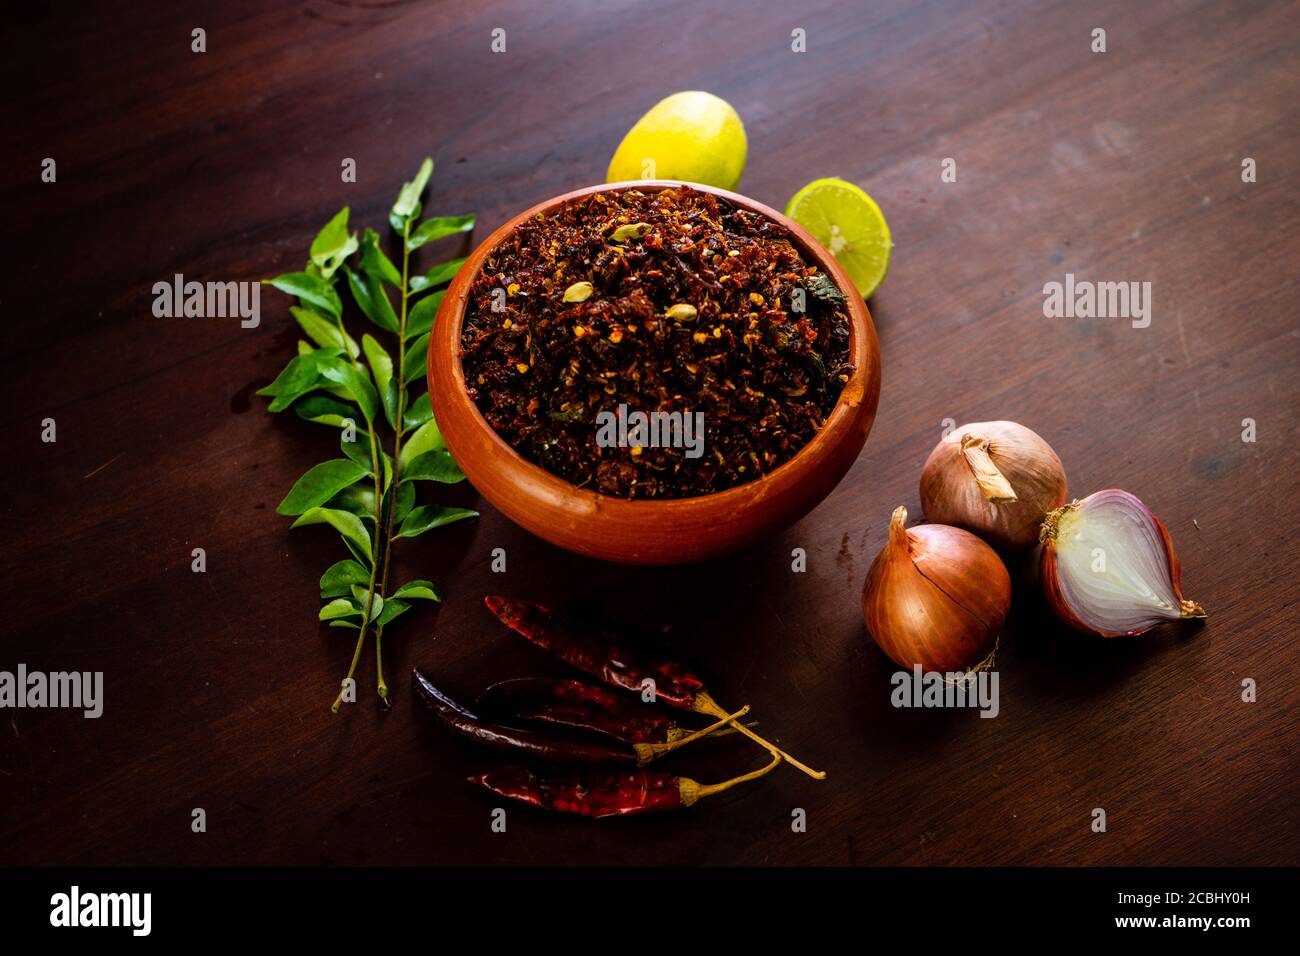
[606,91,747,190]
[784,178,891,298]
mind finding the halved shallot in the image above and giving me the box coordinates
[1038,489,1206,637]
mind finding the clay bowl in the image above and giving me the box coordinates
[429,180,880,564]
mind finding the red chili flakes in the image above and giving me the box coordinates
[460,186,854,499]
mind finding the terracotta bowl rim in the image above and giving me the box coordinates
[429,178,877,513]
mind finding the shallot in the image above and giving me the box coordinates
[920,420,1067,551]
[861,506,1011,672]
[1038,489,1206,637]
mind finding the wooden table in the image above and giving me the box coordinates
[3,0,1296,867]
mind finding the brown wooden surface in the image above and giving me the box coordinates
[2,0,1296,867]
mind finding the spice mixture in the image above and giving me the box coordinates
[460,186,854,499]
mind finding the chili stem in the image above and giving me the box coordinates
[650,705,749,757]
[695,692,826,780]
[692,752,782,800]
[706,721,759,738]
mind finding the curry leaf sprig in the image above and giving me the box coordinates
[258,158,478,712]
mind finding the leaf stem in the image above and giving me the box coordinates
[373,218,414,705]
[331,424,384,713]
[330,630,366,713]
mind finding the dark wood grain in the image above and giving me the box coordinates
[1,0,1296,867]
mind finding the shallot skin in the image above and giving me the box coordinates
[1039,489,1206,638]
[920,421,1067,552]
[862,508,1011,672]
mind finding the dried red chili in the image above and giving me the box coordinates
[484,595,826,779]
[414,669,744,767]
[475,676,743,746]
[483,596,705,707]
[459,186,854,499]
[471,752,781,818]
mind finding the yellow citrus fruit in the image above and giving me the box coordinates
[606,91,747,190]
[784,178,891,299]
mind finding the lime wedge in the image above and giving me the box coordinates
[784,178,891,298]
